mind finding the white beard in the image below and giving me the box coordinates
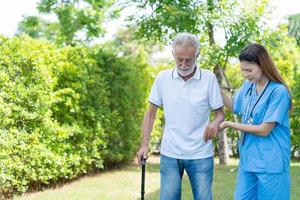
[176,65,196,77]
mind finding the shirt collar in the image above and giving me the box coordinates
[172,66,201,80]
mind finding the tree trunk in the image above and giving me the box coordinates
[217,129,229,164]
[207,0,229,165]
[214,64,229,164]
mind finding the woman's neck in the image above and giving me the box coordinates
[256,76,269,93]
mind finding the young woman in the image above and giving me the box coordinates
[220,43,292,200]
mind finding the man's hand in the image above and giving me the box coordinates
[203,122,219,142]
[203,107,224,142]
[136,145,149,165]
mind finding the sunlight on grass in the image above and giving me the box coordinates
[14,156,300,200]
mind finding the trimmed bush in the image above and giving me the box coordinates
[0,35,150,197]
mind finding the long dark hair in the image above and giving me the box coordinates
[239,43,292,110]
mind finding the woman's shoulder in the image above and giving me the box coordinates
[269,81,290,97]
[270,81,287,90]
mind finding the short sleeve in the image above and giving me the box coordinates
[208,74,224,110]
[149,73,163,107]
[233,81,248,115]
[263,85,290,125]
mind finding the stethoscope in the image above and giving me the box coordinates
[242,80,270,124]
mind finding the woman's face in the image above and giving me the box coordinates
[240,61,264,83]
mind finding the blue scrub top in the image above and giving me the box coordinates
[233,80,291,173]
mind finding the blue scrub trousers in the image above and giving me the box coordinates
[234,167,290,200]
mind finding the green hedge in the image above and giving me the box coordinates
[0,35,150,197]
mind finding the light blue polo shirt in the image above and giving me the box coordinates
[149,67,223,159]
[233,80,291,173]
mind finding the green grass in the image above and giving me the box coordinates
[14,157,300,200]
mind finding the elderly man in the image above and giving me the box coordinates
[137,32,224,200]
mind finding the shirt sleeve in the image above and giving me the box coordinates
[233,81,248,115]
[263,85,290,125]
[208,73,224,110]
[149,72,163,107]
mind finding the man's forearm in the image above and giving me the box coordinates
[141,114,155,146]
[137,104,158,163]
[141,103,158,146]
[212,107,225,127]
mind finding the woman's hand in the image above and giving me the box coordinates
[219,121,229,130]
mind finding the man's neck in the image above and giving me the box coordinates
[179,66,197,81]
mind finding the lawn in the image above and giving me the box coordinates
[15,156,300,200]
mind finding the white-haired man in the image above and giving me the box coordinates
[137,32,224,200]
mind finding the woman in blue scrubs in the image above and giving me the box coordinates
[221,43,292,200]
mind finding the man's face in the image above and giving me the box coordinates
[173,45,198,76]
